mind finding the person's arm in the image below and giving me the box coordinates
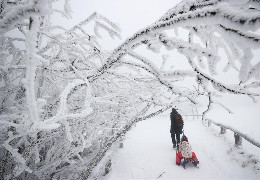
[170,113,175,130]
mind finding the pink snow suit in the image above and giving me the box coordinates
[179,141,192,158]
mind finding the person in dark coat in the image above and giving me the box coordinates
[170,108,184,148]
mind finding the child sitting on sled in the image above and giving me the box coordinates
[176,135,199,168]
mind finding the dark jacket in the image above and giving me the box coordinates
[170,109,183,134]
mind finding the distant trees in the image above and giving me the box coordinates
[0,0,260,179]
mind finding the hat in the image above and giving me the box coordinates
[182,135,188,142]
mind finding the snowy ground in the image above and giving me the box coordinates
[102,112,260,180]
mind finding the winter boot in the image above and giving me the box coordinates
[182,159,188,169]
[192,160,199,169]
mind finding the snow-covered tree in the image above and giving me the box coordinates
[0,0,260,179]
[86,0,260,125]
[0,0,174,179]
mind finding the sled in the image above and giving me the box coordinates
[181,157,199,169]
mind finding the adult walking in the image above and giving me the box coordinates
[170,108,184,148]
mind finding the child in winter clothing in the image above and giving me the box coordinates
[176,135,199,168]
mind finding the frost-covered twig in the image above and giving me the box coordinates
[127,50,198,104]
[187,56,260,97]
[202,92,212,125]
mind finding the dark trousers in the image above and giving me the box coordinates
[171,132,180,145]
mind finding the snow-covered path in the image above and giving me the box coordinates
[102,114,260,179]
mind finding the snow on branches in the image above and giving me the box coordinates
[90,0,260,96]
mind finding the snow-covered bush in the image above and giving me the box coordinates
[0,0,260,179]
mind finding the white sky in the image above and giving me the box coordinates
[53,0,182,38]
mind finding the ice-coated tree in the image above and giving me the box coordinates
[0,0,260,179]
[0,0,175,179]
